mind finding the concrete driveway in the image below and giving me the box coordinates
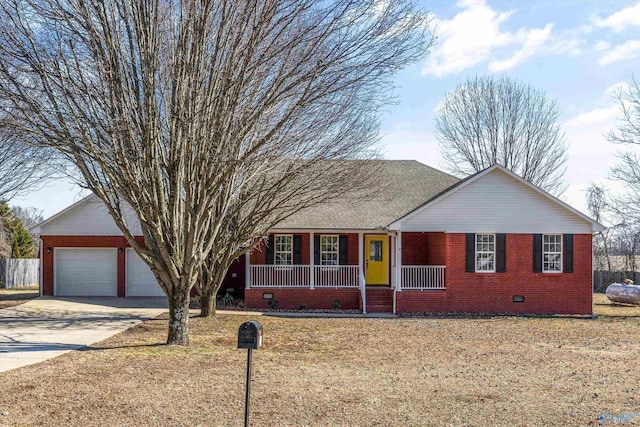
[0,297,167,373]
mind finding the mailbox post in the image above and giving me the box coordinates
[238,321,263,427]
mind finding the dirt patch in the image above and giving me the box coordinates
[1,312,639,426]
[0,287,39,309]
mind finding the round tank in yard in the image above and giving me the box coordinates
[605,283,640,306]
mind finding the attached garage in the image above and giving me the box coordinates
[55,248,117,296]
[126,249,165,297]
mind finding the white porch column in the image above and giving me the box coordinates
[310,232,315,289]
[390,234,395,289]
[245,252,251,289]
[396,231,402,291]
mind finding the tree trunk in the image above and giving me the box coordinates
[167,291,190,345]
[200,290,216,318]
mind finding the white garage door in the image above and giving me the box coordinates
[126,249,165,297]
[55,248,117,296]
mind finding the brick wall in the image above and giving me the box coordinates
[402,232,446,265]
[245,288,360,310]
[250,240,266,265]
[397,233,593,315]
[249,233,360,266]
[347,233,359,265]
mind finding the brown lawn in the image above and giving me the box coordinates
[0,287,39,309]
[1,302,640,427]
[594,292,640,317]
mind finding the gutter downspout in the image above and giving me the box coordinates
[38,238,43,297]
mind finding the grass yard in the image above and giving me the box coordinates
[0,287,39,310]
[1,302,639,427]
[594,292,640,317]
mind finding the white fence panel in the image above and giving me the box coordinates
[0,258,39,288]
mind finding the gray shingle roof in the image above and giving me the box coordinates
[274,160,459,230]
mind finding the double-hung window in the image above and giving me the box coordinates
[320,235,339,266]
[475,234,495,272]
[274,235,293,265]
[543,234,562,272]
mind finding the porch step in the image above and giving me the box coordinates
[364,289,393,313]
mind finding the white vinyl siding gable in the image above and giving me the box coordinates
[37,195,143,236]
[399,169,593,234]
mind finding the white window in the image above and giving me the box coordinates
[475,234,495,272]
[320,235,339,266]
[543,234,562,273]
[274,235,293,265]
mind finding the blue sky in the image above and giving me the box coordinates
[13,0,640,218]
[381,0,640,214]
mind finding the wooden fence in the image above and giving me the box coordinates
[593,270,640,293]
[0,258,39,289]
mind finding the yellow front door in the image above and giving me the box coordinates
[365,235,388,285]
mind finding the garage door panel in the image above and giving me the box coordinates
[126,249,165,296]
[55,249,117,296]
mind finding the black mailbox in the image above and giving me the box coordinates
[238,320,263,350]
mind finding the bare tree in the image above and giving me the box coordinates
[11,205,44,257]
[10,206,44,231]
[608,77,640,225]
[435,75,568,195]
[196,161,382,317]
[0,123,55,200]
[0,0,432,344]
[587,183,613,271]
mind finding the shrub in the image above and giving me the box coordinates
[222,293,234,306]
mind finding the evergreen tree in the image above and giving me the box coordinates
[0,201,35,258]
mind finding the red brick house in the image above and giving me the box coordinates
[32,162,602,315]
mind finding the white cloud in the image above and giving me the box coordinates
[422,0,513,77]
[488,24,553,72]
[593,2,640,32]
[564,104,619,129]
[604,81,628,97]
[422,0,562,76]
[594,40,610,51]
[599,39,640,65]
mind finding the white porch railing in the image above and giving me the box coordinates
[250,265,311,288]
[401,266,446,290]
[250,265,360,288]
[314,266,360,288]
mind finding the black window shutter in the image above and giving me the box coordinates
[496,233,506,273]
[293,235,303,265]
[266,235,274,265]
[563,234,574,273]
[339,235,349,265]
[465,233,475,272]
[533,234,542,273]
[313,235,320,265]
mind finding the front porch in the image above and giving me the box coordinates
[242,231,448,313]
[248,264,446,290]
